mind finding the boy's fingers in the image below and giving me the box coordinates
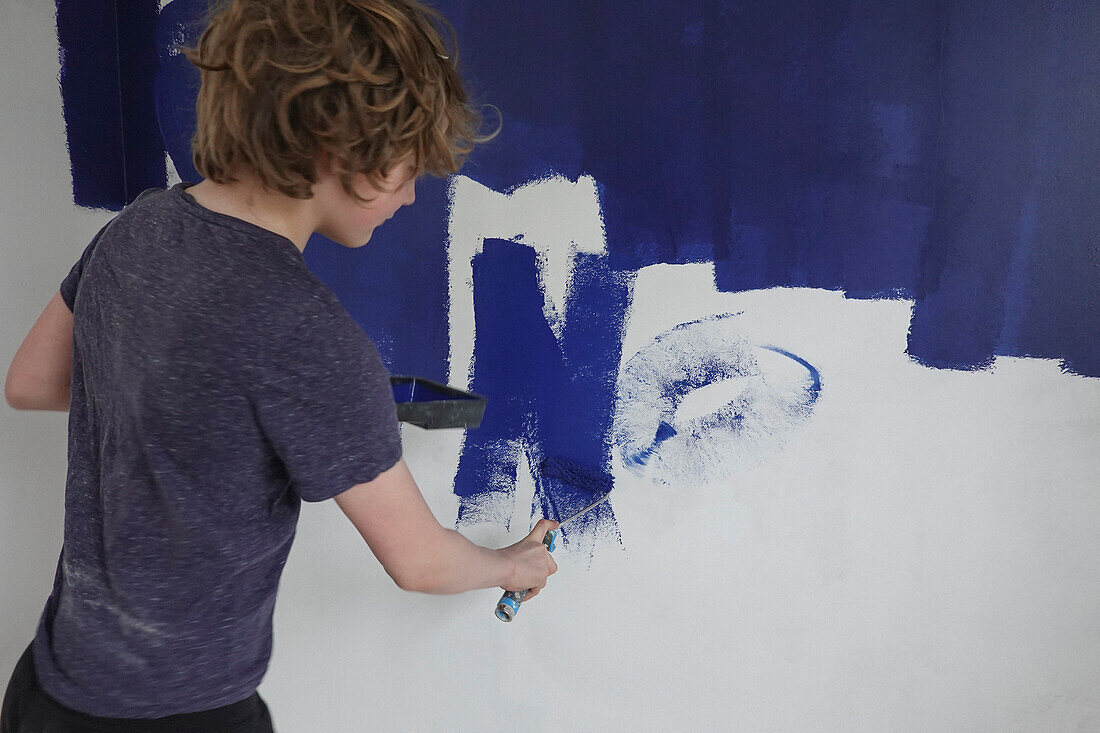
[524,571,552,600]
[509,518,560,606]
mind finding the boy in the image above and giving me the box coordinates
[1,0,558,730]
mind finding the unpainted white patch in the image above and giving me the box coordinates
[613,313,818,485]
[673,374,757,426]
[446,173,607,390]
[165,152,181,187]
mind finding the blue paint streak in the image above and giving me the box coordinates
[993,1,1100,376]
[907,2,1049,373]
[654,421,679,444]
[760,346,823,400]
[454,240,630,533]
[57,0,165,209]
[154,0,204,184]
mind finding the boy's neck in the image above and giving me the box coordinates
[184,173,319,253]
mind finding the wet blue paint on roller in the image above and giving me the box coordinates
[56,0,165,209]
[539,457,614,496]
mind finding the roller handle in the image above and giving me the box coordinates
[494,529,558,622]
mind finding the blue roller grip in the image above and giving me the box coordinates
[494,529,558,622]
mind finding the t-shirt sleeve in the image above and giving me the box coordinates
[60,190,160,312]
[245,301,403,502]
[60,223,110,312]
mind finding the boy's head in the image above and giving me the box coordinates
[182,0,494,205]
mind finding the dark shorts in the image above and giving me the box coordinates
[1,642,274,733]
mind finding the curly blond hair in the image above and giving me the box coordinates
[181,0,497,203]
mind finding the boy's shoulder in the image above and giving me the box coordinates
[120,186,166,214]
[105,183,343,327]
[100,185,177,238]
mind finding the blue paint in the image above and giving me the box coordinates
[654,421,679,444]
[298,181,451,375]
[907,2,1057,373]
[103,0,1095,540]
[539,457,614,496]
[453,240,629,535]
[760,346,822,400]
[56,0,165,209]
[614,317,821,481]
[988,1,1100,376]
[435,0,1097,376]
[154,0,204,185]
[80,0,1097,377]
[145,0,1098,393]
[450,240,549,526]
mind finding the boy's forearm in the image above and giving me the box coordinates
[406,528,514,595]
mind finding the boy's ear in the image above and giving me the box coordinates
[316,150,348,188]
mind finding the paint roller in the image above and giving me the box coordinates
[494,456,613,622]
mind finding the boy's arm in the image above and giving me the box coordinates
[333,458,558,596]
[5,291,73,411]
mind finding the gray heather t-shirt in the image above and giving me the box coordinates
[32,182,403,718]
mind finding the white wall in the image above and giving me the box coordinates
[2,4,1099,731]
[0,0,115,702]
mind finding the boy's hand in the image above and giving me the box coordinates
[498,519,560,600]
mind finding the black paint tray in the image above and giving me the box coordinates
[389,376,487,430]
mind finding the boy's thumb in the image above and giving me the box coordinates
[528,518,559,540]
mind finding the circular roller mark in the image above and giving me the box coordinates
[612,313,821,484]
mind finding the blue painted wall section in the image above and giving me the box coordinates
[60,1,1098,535]
[56,0,165,209]
[455,240,629,539]
[153,0,203,186]
[146,1,1100,382]
[909,1,1100,376]
[436,0,1098,377]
